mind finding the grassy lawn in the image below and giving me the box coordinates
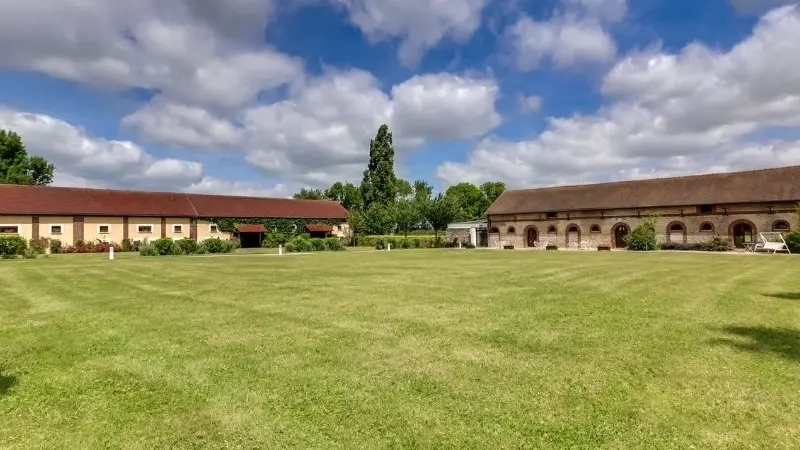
[1,250,800,449]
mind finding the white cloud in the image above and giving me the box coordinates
[518,94,543,113]
[729,0,796,13]
[505,0,624,71]
[439,4,800,188]
[391,73,501,140]
[0,0,302,110]
[0,107,292,195]
[329,0,489,65]
[239,70,502,185]
[121,100,243,149]
[508,16,616,71]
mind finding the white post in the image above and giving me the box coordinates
[109,246,115,260]
[387,243,391,252]
[278,244,283,255]
[458,241,462,249]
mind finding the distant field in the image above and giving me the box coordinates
[1,250,799,449]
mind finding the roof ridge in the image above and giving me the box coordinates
[504,164,800,194]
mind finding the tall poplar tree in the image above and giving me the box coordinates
[360,124,397,209]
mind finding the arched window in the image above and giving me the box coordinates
[489,227,499,233]
[670,223,685,232]
[666,221,687,244]
[547,226,557,234]
[700,222,715,232]
[567,224,579,233]
[590,224,601,233]
[507,227,516,234]
[773,220,790,232]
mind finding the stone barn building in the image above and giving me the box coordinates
[486,165,800,249]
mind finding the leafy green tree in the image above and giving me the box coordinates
[423,193,460,245]
[293,188,324,200]
[363,202,394,235]
[625,215,659,251]
[413,180,433,204]
[0,129,55,185]
[445,182,490,220]
[325,182,362,211]
[480,181,506,204]
[360,124,397,209]
[395,178,413,200]
[393,199,421,237]
[346,210,366,246]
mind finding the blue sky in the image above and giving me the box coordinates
[1,0,799,197]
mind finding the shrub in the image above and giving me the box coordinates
[698,236,733,252]
[176,238,198,255]
[324,237,345,251]
[49,239,62,254]
[151,238,180,256]
[221,239,239,253]
[286,235,313,253]
[546,245,558,251]
[29,237,49,254]
[310,238,327,252]
[375,238,386,250]
[786,231,800,253]
[400,238,411,249]
[626,217,658,251]
[86,240,95,250]
[0,236,27,259]
[93,242,111,253]
[139,242,158,257]
[202,238,226,254]
[121,238,134,252]
[22,247,38,259]
[411,237,421,248]
[262,232,287,248]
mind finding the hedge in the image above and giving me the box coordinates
[140,237,239,256]
[353,235,438,248]
[0,236,27,259]
[659,236,733,252]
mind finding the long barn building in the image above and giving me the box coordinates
[0,185,349,247]
[486,165,800,249]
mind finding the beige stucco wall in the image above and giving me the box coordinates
[0,215,33,240]
[39,216,74,245]
[196,220,233,241]
[165,217,191,240]
[84,216,125,244]
[488,202,798,249]
[126,217,161,242]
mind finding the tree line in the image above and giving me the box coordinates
[293,124,505,242]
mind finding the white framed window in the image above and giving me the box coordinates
[173,224,183,233]
[209,224,219,233]
[137,224,154,234]
[49,224,63,234]
[98,224,111,234]
[0,225,20,234]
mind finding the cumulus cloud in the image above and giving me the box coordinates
[329,0,489,66]
[0,108,291,195]
[238,70,501,185]
[0,0,302,111]
[517,94,544,113]
[506,0,624,71]
[439,4,800,187]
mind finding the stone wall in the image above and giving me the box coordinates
[487,201,797,249]
[446,228,472,244]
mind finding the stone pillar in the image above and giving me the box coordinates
[161,217,167,238]
[190,219,198,242]
[469,227,477,246]
[73,216,84,244]
[32,216,40,240]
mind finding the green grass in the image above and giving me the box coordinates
[1,250,800,449]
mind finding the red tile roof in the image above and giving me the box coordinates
[236,224,268,233]
[305,223,334,232]
[487,165,800,215]
[0,185,349,219]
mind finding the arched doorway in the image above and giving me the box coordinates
[729,220,756,249]
[565,224,581,246]
[612,223,630,249]
[525,226,538,247]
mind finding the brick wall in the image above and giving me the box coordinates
[488,202,797,249]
